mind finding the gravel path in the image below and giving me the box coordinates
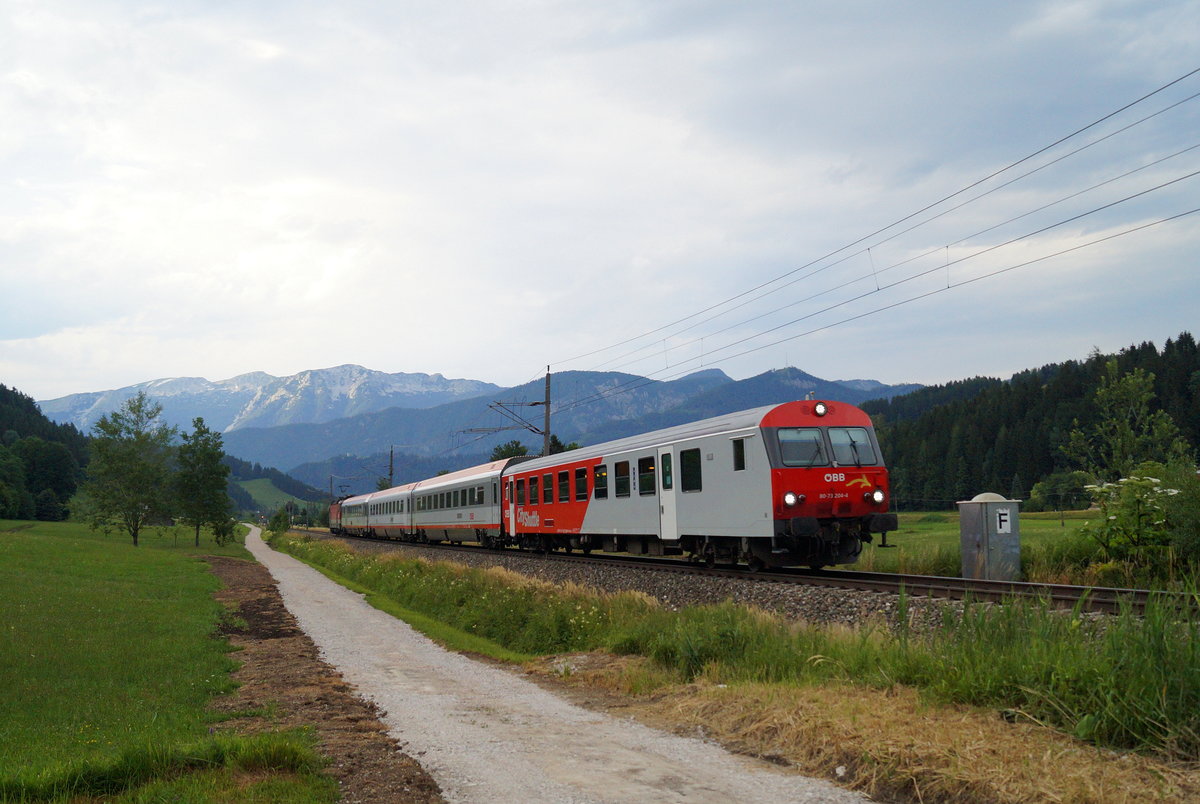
[247,527,870,803]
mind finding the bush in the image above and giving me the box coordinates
[1161,459,1200,565]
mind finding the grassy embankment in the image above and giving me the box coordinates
[274,530,1200,802]
[0,520,336,803]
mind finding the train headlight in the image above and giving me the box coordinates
[783,491,802,507]
[865,488,885,504]
[813,402,828,417]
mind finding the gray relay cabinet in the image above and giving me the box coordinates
[957,492,1021,581]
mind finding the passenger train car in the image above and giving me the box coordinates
[330,399,897,568]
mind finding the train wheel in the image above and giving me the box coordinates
[746,556,765,573]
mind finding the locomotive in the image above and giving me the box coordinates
[329,399,897,568]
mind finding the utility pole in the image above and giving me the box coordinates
[543,366,551,457]
[460,366,553,455]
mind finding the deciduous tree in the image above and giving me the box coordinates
[1064,361,1191,482]
[82,392,177,546]
[174,417,232,547]
[490,440,528,460]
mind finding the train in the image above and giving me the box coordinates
[328,399,898,569]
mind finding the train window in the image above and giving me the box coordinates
[558,470,570,502]
[661,453,673,490]
[594,465,608,499]
[478,486,485,505]
[506,481,513,503]
[529,475,539,505]
[575,467,588,500]
[614,461,630,497]
[517,479,526,505]
[828,427,878,466]
[637,457,656,496]
[543,473,554,503]
[777,428,828,467]
[680,449,702,492]
[733,438,746,471]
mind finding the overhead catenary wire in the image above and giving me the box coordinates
[549,66,1200,372]
[446,67,1200,452]
[550,158,1200,412]
[580,88,1200,376]
[550,205,1200,416]
[588,152,1200,378]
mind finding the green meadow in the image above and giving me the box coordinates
[235,477,312,512]
[857,509,1099,579]
[0,520,334,802]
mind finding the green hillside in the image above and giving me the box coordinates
[234,478,310,511]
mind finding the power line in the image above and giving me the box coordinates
[587,139,1200,377]
[552,162,1200,412]
[551,205,1200,415]
[548,66,1200,372]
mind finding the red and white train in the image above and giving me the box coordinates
[329,399,898,568]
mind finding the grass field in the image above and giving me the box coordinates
[857,509,1098,577]
[0,520,335,802]
[235,478,311,512]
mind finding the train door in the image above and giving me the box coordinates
[657,447,679,540]
[504,479,515,535]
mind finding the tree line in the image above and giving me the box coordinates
[0,384,86,520]
[864,333,1199,510]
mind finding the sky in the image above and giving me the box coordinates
[2,0,1198,404]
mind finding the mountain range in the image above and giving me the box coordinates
[38,365,500,433]
[38,364,920,492]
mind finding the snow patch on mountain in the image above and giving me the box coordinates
[38,365,500,433]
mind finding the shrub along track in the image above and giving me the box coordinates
[206,555,444,803]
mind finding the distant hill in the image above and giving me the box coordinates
[576,367,922,444]
[233,478,312,512]
[223,368,733,472]
[224,366,920,473]
[223,455,326,503]
[38,365,501,433]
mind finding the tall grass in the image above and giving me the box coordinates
[276,533,1200,760]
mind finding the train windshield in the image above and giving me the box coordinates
[828,427,878,466]
[777,428,827,467]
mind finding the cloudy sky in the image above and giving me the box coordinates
[2,0,1198,404]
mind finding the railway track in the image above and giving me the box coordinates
[291,528,1184,615]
